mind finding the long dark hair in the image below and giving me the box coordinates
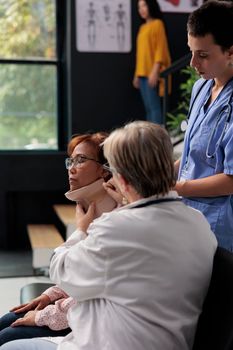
[141,0,163,20]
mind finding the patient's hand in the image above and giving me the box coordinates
[76,202,96,233]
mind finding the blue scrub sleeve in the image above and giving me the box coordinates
[222,110,233,175]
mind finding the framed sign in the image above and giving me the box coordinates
[76,0,131,53]
[157,0,204,13]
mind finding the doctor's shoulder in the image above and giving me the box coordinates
[184,203,217,240]
[89,206,123,230]
[88,205,137,233]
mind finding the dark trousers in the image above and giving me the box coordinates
[0,312,70,345]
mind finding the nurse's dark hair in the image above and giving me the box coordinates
[140,0,163,19]
[187,1,233,50]
[67,132,108,165]
[103,121,175,198]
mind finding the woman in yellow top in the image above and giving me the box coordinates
[133,0,171,125]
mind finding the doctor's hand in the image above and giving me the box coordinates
[76,202,96,233]
[11,310,37,327]
[103,178,123,205]
[10,294,51,314]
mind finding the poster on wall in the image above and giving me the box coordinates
[76,0,131,53]
[157,0,204,13]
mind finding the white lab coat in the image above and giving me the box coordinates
[50,191,217,350]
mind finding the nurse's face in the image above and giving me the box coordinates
[68,141,104,191]
[188,33,233,81]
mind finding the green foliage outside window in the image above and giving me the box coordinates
[0,64,57,149]
[0,0,57,150]
[0,0,56,59]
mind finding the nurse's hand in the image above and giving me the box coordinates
[76,202,95,233]
[173,180,185,196]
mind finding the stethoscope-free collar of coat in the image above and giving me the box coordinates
[181,77,233,159]
[130,197,182,209]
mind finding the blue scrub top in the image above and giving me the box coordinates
[178,77,233,251]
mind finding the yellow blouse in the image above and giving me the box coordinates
[135,19,171,96]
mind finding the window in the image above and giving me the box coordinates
[0,0,58,150]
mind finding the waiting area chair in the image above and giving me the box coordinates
[20,282,54,304]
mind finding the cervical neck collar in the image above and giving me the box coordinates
[65,178,117,217]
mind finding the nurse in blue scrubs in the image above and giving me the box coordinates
[175,1,233,251]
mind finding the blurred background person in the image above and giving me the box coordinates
[133,0,171,125]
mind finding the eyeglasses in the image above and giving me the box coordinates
[65,154,102,170]
[102,163,116,174]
